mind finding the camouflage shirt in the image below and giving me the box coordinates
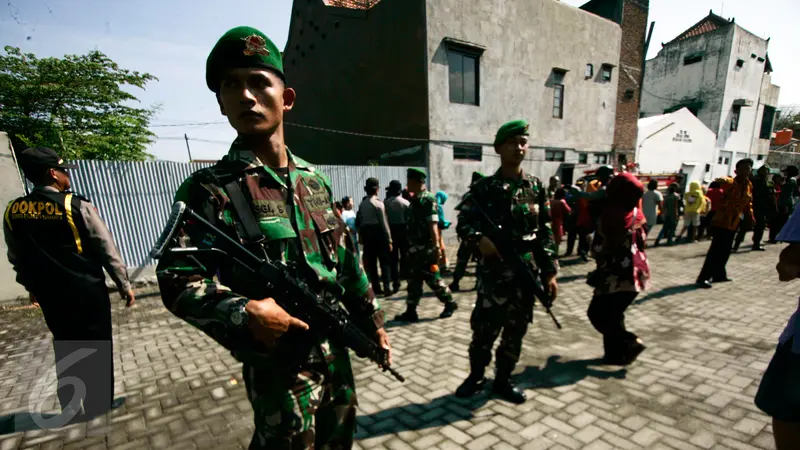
[405,190,439,249]
[156,138,383,367]
[456,169,558,275]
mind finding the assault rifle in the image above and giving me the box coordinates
[151,201,404,382]
[468,197,562,330]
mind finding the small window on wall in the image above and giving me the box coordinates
[594,153,609,164]
[731,105,741,131]
[757,155,764,161]
[718,156,723,164]
[579,153,588,164]
[585,64,594,78]
[453,145,482,161]
[601,65,613,82]
[448,49,480,105]
[724,157,730,165]
[553,84,564,119]
[545,150,565,162]
[760,106,777,139]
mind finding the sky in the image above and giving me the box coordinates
[1,0,797,162]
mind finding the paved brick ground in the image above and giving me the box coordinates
[0,229,794,449]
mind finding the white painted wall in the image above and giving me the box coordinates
[637,108,717,186]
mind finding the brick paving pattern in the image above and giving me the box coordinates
[0,229,793,449]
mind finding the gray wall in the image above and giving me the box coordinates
[283,0,429,165]
[425,0,621,225]
[0,133,29,303]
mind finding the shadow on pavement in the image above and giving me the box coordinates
[515,355,626,389]
[385,317,440,329]
[356,392,492,438]
[558,258,591,268]
[557,274,586,284]
[632,283,704,306]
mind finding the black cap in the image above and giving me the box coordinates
[365,177,379,188]
[386,180,402,192]
[18,147,76,175]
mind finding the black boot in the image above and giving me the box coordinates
[492,368,526,404]
[455,369,487,398]
[439,301,458,319]
[394,305,419,323]
[449,281,461,292]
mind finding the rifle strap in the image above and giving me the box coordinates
[224,179,266,244]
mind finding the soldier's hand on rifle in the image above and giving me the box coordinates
[544,273,558,302]
[477,236,502,260]
[246,297,309,347]
[376,328,392,366]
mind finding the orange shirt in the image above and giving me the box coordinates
[711,176,754,231]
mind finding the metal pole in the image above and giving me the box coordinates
[184,134,193,162]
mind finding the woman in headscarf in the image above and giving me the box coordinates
[435,191,451,271]
[586,172,650,365]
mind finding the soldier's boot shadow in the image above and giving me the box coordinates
[515,355,627,390]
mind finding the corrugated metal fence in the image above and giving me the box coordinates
[57,160,418,268]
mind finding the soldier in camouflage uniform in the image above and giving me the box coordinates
[394,168,458,322]
[450,171,485,293]
[155,26,391,450]
[454,120,559,404]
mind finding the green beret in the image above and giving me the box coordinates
[407,168,427,181]
[206,26,284,92]
[493,120,530,146]
[596,165,614,177]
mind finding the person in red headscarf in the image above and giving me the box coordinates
[586,172,650,365]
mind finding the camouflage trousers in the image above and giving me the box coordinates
[406,245,454,306]
[242,351,357,450]
[468,266,537,374]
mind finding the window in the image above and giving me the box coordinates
[760,106,777,139]
[594,153,609,164]
[601,65,613,82]
[579,153,588,164]
[757,155,764,161]
[731,105,741,131]
[684,53,703,65]
[705,164,711,172]
[585,64,594,78]
[736,59,745,68]
[553,84,564,119]
[448,49,479,105]
[624,89,635,100]
[718,156,723,164]
[724,157,730,165]
[453,145,482,161]
[545,150,565,162]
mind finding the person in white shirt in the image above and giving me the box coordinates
[341,196,357,250]
[641,180,663,234]
[384,180,410,293]
[356,178,393,296]
[755,208,800,449]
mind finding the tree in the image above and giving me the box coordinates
[776,106,800,131]
[0,46,159,161]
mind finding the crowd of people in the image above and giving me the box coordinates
[4,24,798,450]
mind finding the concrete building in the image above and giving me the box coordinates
[0,132,30,304]
[636,107,717,186]
[640,11,781,179]
[284,0,630,226]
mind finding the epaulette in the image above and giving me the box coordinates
[67,192,92,204]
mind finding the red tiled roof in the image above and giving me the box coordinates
[674,12,731,42]
[324,0,380,9]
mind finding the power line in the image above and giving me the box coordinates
[150,121,228,128]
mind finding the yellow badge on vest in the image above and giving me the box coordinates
[9,200,63,220]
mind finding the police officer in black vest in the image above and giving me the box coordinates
[3,147,134,422]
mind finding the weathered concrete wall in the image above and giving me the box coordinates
[283,0,429,165]
[751,74,781,157]
[0,133,31,305]
[717,26,770,159]
[641,25,734,138]
[425,0,620,220]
